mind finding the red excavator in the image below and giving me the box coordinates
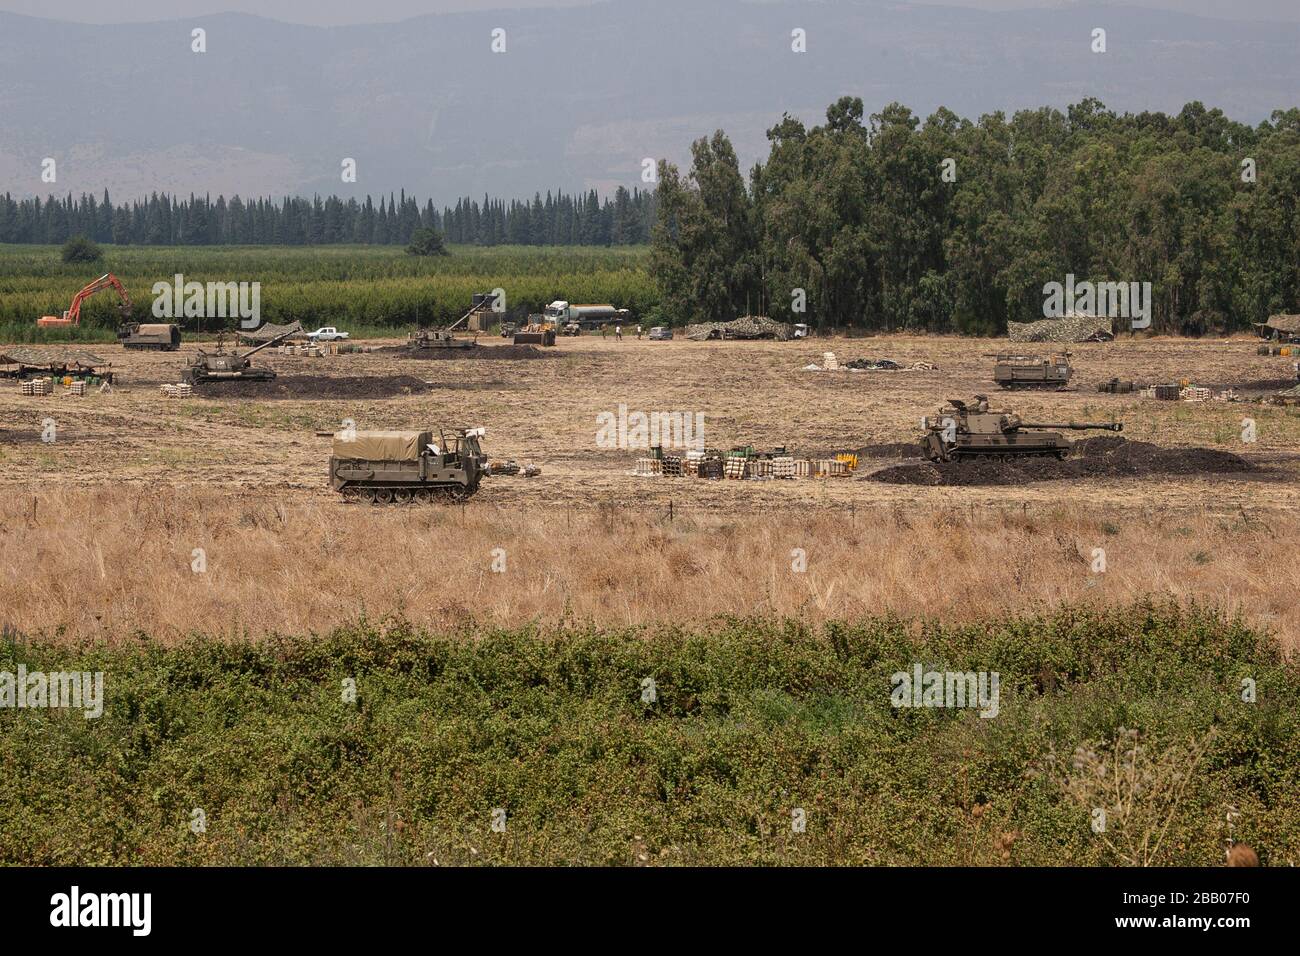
[37,273,133,327]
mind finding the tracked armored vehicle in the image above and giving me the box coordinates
[991,352,1073,390]
[118,322,182,351]
[408,328,477,350]
[329,426,485,503]
[922,396,1122,463]
[182,328,294,384]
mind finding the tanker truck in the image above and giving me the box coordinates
[542,301,630,331]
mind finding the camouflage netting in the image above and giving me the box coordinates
[1008,315,1114,343]
[238,321,305,342]
[1254,314,1300,338]
[0,347,107,368]
[686,316,793,341]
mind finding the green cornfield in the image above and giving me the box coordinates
[0,243,654,343]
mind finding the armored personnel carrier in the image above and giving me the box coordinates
[991,352,1073,390]
[921,396,1122,463]
[329,425,485,503]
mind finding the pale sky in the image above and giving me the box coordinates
[4,0,1299,26]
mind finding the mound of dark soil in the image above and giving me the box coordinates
[1217,377,1299,394]
[865,437,1254,487]
[377,344,559,360]
[192,375,433,400]
[854,442,923,459]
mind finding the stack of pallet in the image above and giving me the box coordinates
[794,459,812,478]
[661,455,683,477]
[683,451,704,477]
[68,380,87,397]
[814,459,851,477]
[698,458,724,479]
[1181,386,1210,402]
[746,458,773,479]
[724,456,747,479]
[633,457,662,477]
[20,378,52,396]
[772,456,795,479]
[159,383,194,399]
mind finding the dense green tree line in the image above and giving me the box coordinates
[653,98,1300,335]
[0,186,654,249]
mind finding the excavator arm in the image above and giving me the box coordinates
[38,274,133,328]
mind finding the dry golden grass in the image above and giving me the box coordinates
[2,486,1295,652]
[3,332,1299,648]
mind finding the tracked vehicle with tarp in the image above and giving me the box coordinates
[329,426,486,503]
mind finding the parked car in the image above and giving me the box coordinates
[648,326,673,341]
[308,326,350,342]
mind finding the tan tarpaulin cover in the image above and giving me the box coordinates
[136,324,176,335]
[333,430,431,461]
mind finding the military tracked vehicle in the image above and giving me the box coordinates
[407,294,488,349]
[408,328,477,350]
[118,322,182,351]
[182,328,294,384]
[922,396,1122,463]
[329,426,485,503]
[991,352,1073,390]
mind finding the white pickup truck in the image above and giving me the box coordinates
[307,327,350,342]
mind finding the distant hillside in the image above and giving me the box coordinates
[2,0,1298,201]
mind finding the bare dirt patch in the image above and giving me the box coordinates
[191,374,435,400]
[865,437,1256,486]
[375,344,560,360]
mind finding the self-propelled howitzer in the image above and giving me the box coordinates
[182,327,296,384]
[921,397,1123,463]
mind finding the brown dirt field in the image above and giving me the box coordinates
[3,332,1299,647]
[190,374,436,400]
[374,343,560,360]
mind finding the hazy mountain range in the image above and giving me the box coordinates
[2,0,1298,203]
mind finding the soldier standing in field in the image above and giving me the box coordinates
[615,324,622,341]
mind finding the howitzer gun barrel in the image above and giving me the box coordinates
[240,328,295,359]
[1021,421,1123,431]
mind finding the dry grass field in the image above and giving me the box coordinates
[3,332,1299,649]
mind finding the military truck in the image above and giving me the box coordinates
[991,352,1073,390]
[329,426,486,503]
[118,322,182,351]
[921,396,1122,462]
